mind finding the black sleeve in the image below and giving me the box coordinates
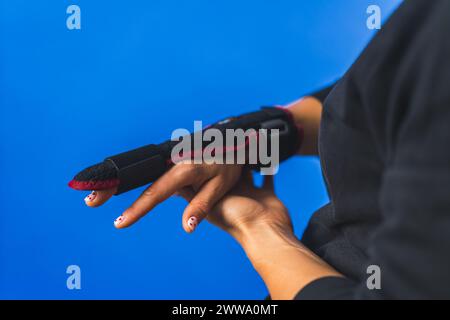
[294,277,356,300]
[308,84,335,104]
[296,0,450,299]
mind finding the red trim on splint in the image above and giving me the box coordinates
[68,178,120,191]
[275,105,294,121]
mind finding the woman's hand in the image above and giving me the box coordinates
[177,170,293,241]
[81,95,322,233]
[83,163,242,233]
[179,170,342,300]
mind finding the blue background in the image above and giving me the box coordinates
[0,0,401,299]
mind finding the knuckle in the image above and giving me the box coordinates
[141,187,161,203]
[173,164,191,179]
[188,163,203,176]
[142,187,156,198]
[176,163,204,180]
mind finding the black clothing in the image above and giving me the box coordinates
[297,0,450,299]
[310,85,334,104]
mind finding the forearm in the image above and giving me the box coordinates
[285,97,323,155]
[234,223,342,300]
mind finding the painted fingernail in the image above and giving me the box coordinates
[187,216,198,232]
[84,191,97,203]
[114,215,126,227]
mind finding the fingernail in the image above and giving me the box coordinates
[187,216,198,232]
[84,191,97,203]
[114,215,126,227]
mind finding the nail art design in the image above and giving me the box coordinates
[187,216,198,231]
[84,191,97,203]
[114,215,125,227]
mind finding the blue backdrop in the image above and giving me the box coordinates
[0,0,402,299]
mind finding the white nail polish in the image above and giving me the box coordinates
[114,215,125,227]
[84,191,97,203]
[187,216,198,231]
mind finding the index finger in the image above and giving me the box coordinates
[114,163,211,228]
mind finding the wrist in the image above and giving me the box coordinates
[233,222,301,266]
[233,221,342,300]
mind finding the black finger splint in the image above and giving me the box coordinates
[68,107,303,195]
